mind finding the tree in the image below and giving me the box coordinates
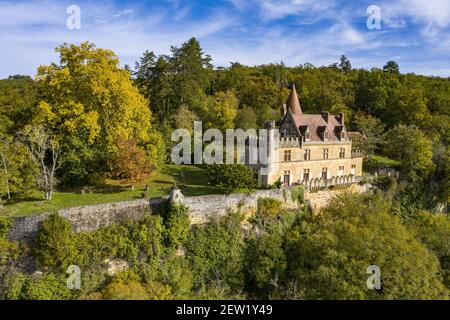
[286,193,448,299]
[171,105,198,135]
[338,55,352,72]
[0,139,35,201]
[170,38,213,111]
[408,211,450,288]
[246,233,286,296]
[385,125,434,179]
[203,91,238,130]
[353,113,385,161]
[35,42,153,186]
[187,212,245,290]
[383,61,400,74]
[109,136,153,184]
[135,51,176,122]
[18,126,61,200]
[235,106,257,130]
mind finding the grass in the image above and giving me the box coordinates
[0,164,236,217]
[371,155,402,168]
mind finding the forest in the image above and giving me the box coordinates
[0,38,449,299]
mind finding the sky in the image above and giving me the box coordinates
[1,0,450,78]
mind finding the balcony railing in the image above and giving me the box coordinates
[351,149,363,158]
[300,175,362,191]
[279,137,300,147]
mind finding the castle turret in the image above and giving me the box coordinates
[286,83,302,114]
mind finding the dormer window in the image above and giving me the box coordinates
[302,126,311,141]
[324,131,329,140]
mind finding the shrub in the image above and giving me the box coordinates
[0,216,12,238]
[257,198,282,221]
[186,212,245,290]
[33,214,76,271]
[165,204,190,249]
[5,272,73,300]
[206,164,256,190]
[291,185,304,205]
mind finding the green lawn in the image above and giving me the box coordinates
[371,155,402,167]
[0,165,230,217]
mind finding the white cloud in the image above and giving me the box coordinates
[0,0,449,78]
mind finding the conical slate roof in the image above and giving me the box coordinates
[287,83,302,114]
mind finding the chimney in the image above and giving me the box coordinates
[321,112,329,123]
[339,112,344,125]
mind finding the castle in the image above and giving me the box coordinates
[258,84,363,188]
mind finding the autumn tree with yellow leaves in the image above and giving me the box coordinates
[33,42,161,186]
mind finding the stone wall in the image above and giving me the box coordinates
[171,188,298,224]
[8,199,155,241]
[8,184,371,241]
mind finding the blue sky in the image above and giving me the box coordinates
[1,0,449,78]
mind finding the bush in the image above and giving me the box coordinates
[33,214,76,271]
[165,204,190,249]
[5,272,73,300]
[291,185,304,205]
[206,164,256,190]
[0,216,12,238]
[257,198,282,221]
[186,212,245,290]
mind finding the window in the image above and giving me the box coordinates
[323,148,329,160]
[304,149,311,160]
[341,131,345,139]
[322,167,328,179]
[339,148,345,158]
[305,131,311,139]
[351,164,356,169]
[284,150,291,162]
[324,131,329,140]
[303,169,310,181]
[339,166,344,171]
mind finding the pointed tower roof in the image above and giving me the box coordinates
[287,83,302,114]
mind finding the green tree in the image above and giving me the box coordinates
[170,38,213,111]
[203,91,238,130]
[385,125,435,179]
[408,211,450,288]
[235,106,258,130]
[286,193,448,299]
[35,42,153,186]
[383,61,400,74]
[187,213,245,290]
[338,55,352,72]
[353,113,385,161]
[246,233,286,296]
